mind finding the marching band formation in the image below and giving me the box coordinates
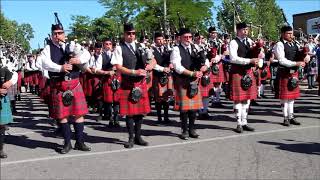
[0,13,319,158]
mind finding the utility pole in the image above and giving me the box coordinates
[164,0,169,35]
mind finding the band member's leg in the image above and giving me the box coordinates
[163,101,171,123]
[242,100,254,131]
[281,100,290,126]
[59,118,72,154]
[179,112,189,140]
[155,101,162,123]
[134,116,148,146]
[124,116,134,148]
[234,102,243,133]
[288,100,300,125]
[112,102,121,127]
[188,110,199,138]
[0,125,7,158]
[73,116,91,151]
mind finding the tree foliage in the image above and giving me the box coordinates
[0,12,34,52]
[217,0,284,40]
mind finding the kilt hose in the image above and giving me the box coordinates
[49,78,88,120]
[275,68,300,100]
[102,75,121,103]
[174,76,203,111]
[17,71,22,91]
[0,96,13,125]
[211,62,226,83]
[152,75,173,102]
[229,66,257,102]
[119,76,151,116]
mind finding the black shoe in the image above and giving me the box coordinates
[235,125,243,133]
[260,94,268,99]
[60,141,72,154]
[283,118,290,126]
[0,150,7,158]
[163,118,172,124]
[289,118,301,125]
[124,138,134,148]
[103,116,111,121]
[243,125,255,131]
[109,120,115,127]
[179,132,189,140]
[113,120,121,128]
[189,130,199,138]
[96,116,102,122]
[74,142,91,151]
[251,101,259,106]
[134,137,149,146]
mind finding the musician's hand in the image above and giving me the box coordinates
[2,81,12,89]
[163,67,171,73]
[145,64,153,71]
[250,58,259,65]
[108,71,115,76]
[200,65,208,72]
[296,62,305,67]
[91,68,96,74]
[195,71,203,78]
[135,69,147,76]
[0,88,7,95]
[61,64,73,73]
[69,58,81,65]
[169,64,174,69]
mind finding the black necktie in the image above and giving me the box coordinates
[129,44,135,53]
[186,47,191,55]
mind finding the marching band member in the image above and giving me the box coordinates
[273,25,306,126]
[111,23,156,148]
[229,22,258,133]
[170,28,205,140]
[39,15,91,154]
[152,32,173,124]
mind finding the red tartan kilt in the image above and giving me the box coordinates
[174,77,203,111]
[84,72,94,96]
[147,71,153,90]
[103,75,121,103]
[260,66,271,81]
[17,71,22,90]
[32,71,40,85]
[49,78,88,119]
[23,71,32,85]
[229,68,257,102]
[91,76,103,99]
[38,74,45,89]
[119,78,151,116]
[211,62,226,83]
[79,73,86,88]
[275,69,300,100]
[199,74,213,97]
[41,83,51,105]
[152,75,174,102]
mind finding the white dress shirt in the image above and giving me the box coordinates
[170,43,209,74]
[229,37,254,65]
[273,41,297,67]
[89,54,103,70]
[39,42,91,72]
[111,42,137,66]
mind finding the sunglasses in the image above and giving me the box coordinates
[183,36,192,39]
[53,31,64,35]
[126,32,136,35]
[104,42,112,45]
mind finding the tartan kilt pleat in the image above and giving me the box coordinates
[229,67,257,102]
[199,74,213,97]
[83,72,93,97]
[152,75,174,102]
[147,71,153,90]
[102,75,121,103]
[17,71,22,90]
[32,71,40,85]
[211,62,226,83]
[275,68,300,100]
[174,77,203,111]
[0,96,13,125]
[91,76,103,100]
[49,78,88,119]
[7,84,17,101]
[23,71,32,85]
[119,78,151,116]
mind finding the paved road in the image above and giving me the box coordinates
[1,84,319,179]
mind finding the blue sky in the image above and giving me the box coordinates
[2,0,319,50]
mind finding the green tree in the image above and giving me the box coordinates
[217,0,283,40]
